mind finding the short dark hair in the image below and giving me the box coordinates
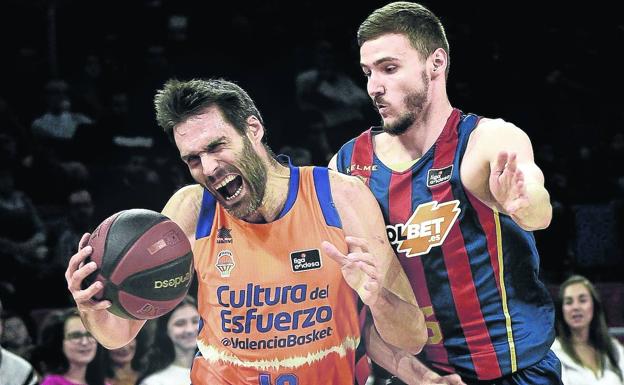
[154,78,265,143]
[358,2,450,75]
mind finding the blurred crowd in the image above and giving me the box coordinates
[1,0,623,382]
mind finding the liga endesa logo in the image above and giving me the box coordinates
[386,200,461,257]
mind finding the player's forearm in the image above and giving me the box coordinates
[80,309,145,349]
[365,321,427,385]
[511,182,552,231]
[369,288,427,354]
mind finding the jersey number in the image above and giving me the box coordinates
[422,306,443,345]
[259,373,298,385]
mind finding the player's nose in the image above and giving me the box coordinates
[367,73,385,98]
[200,154,219,178]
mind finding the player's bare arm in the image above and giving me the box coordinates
[65,233,146,349]
[323,170,427,353]
[365,322,466,385]
[461,119,552,231]
[161,183,203,248]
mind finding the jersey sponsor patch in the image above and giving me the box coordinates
[427,165,453,187]
[290,249,322,272]
[386,200,461,257]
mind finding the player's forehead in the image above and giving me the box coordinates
[174,106,238,151]
[175,106,232,137]
[360,33,418,66]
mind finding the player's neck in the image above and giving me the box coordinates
[249,160,290,224]
[376,101,453,162]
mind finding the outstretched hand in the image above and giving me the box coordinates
[489,151,530,217]
[321,236,386,306]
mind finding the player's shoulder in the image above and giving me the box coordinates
[162,184,203,234]
[327,168,368,196]
[169,184,204,204]
[474,117,525,136]
[326,168,378,216]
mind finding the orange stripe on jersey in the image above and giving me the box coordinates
[191,167,360,385]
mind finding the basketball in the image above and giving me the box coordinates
[82,209,194,320]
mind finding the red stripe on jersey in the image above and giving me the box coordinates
[351,130,374,185]
[390,171,453,370]
[466,190,501,295]
[431,110,501,379]
[389,172,412,224]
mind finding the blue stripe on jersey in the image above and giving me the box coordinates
[335,139,355,173]
[312,167,342,228]
[196,189,216,239]
[277,164,299,219]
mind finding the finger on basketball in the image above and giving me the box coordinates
[66,245,93,281]
[78,232,91,252]
[71,261,98,289]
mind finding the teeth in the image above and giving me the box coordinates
[215,175,236,190]
[225,185,243,201]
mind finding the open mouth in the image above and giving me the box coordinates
[214,174,244,201]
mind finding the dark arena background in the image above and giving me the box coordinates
[1,0,623,374]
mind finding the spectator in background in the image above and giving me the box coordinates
[552,275,624,384]
[53,190,96,271]
[277,145,312,166]
[0,298,38,385]
[31,80,93,142]
[136,296,199,385]
[0,166,47,300]
[0,309,36,361]
[295,40,370,150]
[34,308,108,385]
[103,333,146,385]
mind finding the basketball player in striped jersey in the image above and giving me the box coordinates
[65,78,427,384]
[331,2,563,384]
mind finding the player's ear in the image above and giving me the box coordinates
[245,115,264,144]
[430,47,448,78]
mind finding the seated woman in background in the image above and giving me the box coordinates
[552,275,624,384]
[35,308,108,385]
[103,330,147,385]
[136,296,199,385]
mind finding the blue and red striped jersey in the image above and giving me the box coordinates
[335,109,555,381]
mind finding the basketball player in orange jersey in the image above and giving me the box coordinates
[65,78,428,384]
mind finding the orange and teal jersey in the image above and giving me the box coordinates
[335,109,556,381]
[190,166,360,385]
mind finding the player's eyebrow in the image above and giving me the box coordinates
[361,56,399,69]
[180,136,229,162]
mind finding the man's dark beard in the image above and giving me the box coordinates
[383,71,429,136]
[227,136,267,219]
